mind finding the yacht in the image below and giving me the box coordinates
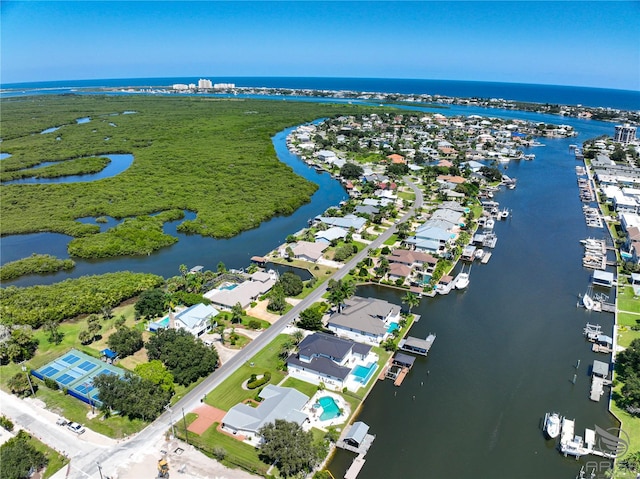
[544,412,561,439]
[454,266,470,290]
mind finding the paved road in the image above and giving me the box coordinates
[36,178,423,479]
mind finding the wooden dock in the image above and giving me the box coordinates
[394,367,409,386]
[344,456,366,479]
[481,252,492,264]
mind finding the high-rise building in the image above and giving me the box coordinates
[198,78,213,89]
[614,124,637,144]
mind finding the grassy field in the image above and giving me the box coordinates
[618,286,640,314]
[206,334,291,411]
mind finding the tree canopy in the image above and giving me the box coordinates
[259,419,320,477]
[278,272,304,297]
[134,360,174,393]
[92,371,172,421]
[0,431,47,479]
[340,162,364,180]
[107,326,143,358]
[146,328,218,385]
[134,288,167,319]
[298,306,324,331]
[617,338,640,410]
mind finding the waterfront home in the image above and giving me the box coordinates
[172,303,219,337]
[221,385,309,444]
[362,197,394,208]
[204,271,277,310]
[430,208,465,226]
[389,249,438,274]
[405,225,455,254]
[315,214,367,232]
[327,296,401,345]
[388,262,412,283]
[291,241,328,262]
[354,204,380,216]
[317,150,338,162]
[286,332,375,391]
[315,226,348,244]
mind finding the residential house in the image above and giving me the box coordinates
[221,385,309,442]
[204,271,277,310]
[291,241,328,262]
[327,296,401,345]
[315,226,348,244]
[172,303,219,337]
[286,333,372,390]
[315,214,367,232]
[405,224,455,254]
[388,262,412,283]
[389,249,438,275]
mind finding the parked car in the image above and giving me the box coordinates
[66,422,85,434]
[56,417,68,426]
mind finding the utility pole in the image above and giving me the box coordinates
[21,365,35,396]
[96,461,104,479]
[182,407,189,445]
[164,404,175,438]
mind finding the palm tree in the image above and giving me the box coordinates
[402,292,421,314]
[291,330,304,345]
[231,302,244,324]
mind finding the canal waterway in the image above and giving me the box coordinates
[328,121,619,478]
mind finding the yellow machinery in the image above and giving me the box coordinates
[157,458,169,478]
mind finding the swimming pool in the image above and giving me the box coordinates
[149,316,170,332]
[219,283,238,291]
[317,396,341,421]
[351,362,377,384]
[387,322,399,333]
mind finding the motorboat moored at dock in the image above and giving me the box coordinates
[544,412,562,439]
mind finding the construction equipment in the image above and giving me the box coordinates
[157,458,169,478]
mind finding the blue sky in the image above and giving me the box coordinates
[1,1,639,90]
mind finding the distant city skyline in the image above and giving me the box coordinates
[1,1,639,91]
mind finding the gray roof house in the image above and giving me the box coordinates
[430,208,465,225]
[172,303,219,337]
[287,333,371,389]
[344,421,370,448]
[221,385,309,440]
[316,214,367,232]
[327,297,401,345]
[354,205,380,216]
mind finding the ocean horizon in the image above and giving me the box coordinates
[2,76,639,111]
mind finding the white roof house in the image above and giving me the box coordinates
[173,303,219,337]
[327,296,401,345]
[204,271,277,310]
[315,227,348,244]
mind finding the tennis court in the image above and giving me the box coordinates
[31,349,124,407]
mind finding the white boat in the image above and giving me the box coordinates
[474,249,485,261]
[500,208,510,219]
[544,412,561,439]
[454,266,470,290]
[583,293,595,310]
[485,218,495,230]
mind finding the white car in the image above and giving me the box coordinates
[67,422,86,434]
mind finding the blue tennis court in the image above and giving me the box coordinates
[31,349,125,407]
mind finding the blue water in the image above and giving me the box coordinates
[2,154,134,185]
[386,322,399,333]
[352,363,377,384]
[318,396,341,421]
[1,77,638,110]
[219,283,238,291]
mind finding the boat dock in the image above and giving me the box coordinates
[590,360,612,402]
[337,421,376,479]
[558,417,617,459]
[481,252,492,264]
[399,334,436,356]
[385,352,416,386]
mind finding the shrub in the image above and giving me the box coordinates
[0,416,14,432]
[44,377,59,390]
[247,319,262,330]
[247,371,271,389]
